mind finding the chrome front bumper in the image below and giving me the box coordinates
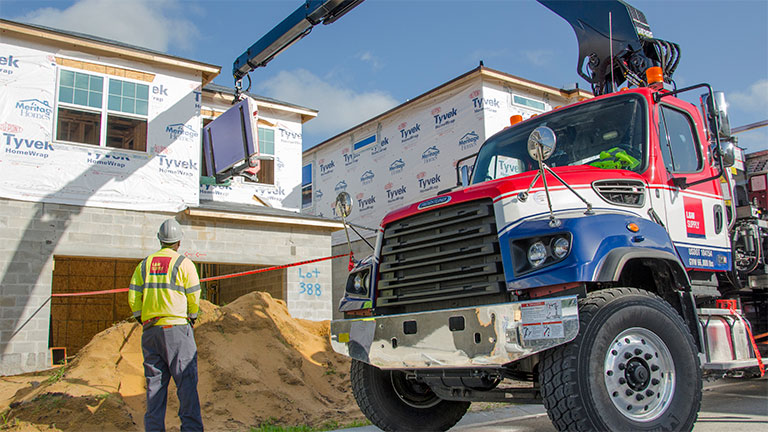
[330,295,579,369]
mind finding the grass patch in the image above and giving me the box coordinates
[249,417,371,432]
[44,365,69,385]
[1,408,19,428]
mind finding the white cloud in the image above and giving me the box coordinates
[357,51,382,70]
[729,79,768,117]
[522,49,555,67]
[14,0,198,52]
[257,69,398,140]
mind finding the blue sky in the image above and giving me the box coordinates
[2,0,766,153]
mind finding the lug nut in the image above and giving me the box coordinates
[646,390,655,397]
[624,352,633,359]
[618,377,627,385]
[625,389,634,396]
[651,365,659,372]
[651,378,660,385]
[619,363,626,370]
[636,394,645,401]
[634,348,642,355]
[644,353,653,360]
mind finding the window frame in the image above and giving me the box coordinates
[241,126,276,186]
[54,66,150,152]
[301,163,313,208]
[657,103,704,175]
[511,94,547,112]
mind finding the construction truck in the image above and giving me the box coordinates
[209,1,766,431]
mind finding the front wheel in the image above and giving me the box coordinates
[350,360,470,431]
[539,288,702,431]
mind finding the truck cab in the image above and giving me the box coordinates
[330,84,762,432]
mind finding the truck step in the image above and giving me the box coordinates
[703,359,760,370]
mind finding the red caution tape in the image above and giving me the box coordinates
[199,252,350,282]
[720,301,765,377]
[52,287,129,297]
[50,253,351,297]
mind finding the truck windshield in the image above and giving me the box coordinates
[471,94,648,184]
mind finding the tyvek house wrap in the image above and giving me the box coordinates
[0,37,202,212]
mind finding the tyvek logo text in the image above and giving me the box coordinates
[319,159,336,176]
[432,106,458,129]
[158,155,198,176]
[385,182,407,203]
[3,132,53,159]
[356,192,375,212]
[417,171,441,193]
[399,122,420,143]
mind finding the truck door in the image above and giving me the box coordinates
[654,102,731,272]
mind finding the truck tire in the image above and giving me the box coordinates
[350,359,470,431]
[539,288,702,431]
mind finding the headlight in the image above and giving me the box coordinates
[552,236,570,258]
[345,268,370,297]
[353,273,366,293]
[511,233,573,275]
[528,241,547,267]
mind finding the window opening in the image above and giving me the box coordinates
[243,127,275,185]
[55,68,148,152]
[658,105,702,173]
[512,95,546,111]
[302,163,313,208]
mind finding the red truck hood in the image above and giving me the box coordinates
[381,165,646,227]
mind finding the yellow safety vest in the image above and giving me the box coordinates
[128,248,201,327]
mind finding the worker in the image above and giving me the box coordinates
[128,219,203,432]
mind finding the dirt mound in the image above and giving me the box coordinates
[2,292,363,431]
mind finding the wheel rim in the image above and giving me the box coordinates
[603,327,675,422]
[390,371,441,409]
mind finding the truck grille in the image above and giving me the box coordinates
[592,179,646,207]
[376,199,507,314]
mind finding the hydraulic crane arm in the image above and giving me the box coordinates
[539,0,680,95]
[232,0,680,95]
[232,0,364,81]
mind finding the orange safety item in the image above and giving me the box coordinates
[510,115,523,126]
[646,66,664,86]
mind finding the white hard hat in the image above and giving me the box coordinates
[157,219,183,243]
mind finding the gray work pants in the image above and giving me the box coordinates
[142,324,203,432]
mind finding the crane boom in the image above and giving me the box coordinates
[232,0,365,80]
[233,0,681,97]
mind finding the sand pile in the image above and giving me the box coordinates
[1,292,363,431]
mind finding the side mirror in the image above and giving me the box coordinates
[527,126,557,161]
[720,140,736,168]
[460,165,471,187]
[454,153,477,186]
[703,91,731,139]
[333,192,353,218]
